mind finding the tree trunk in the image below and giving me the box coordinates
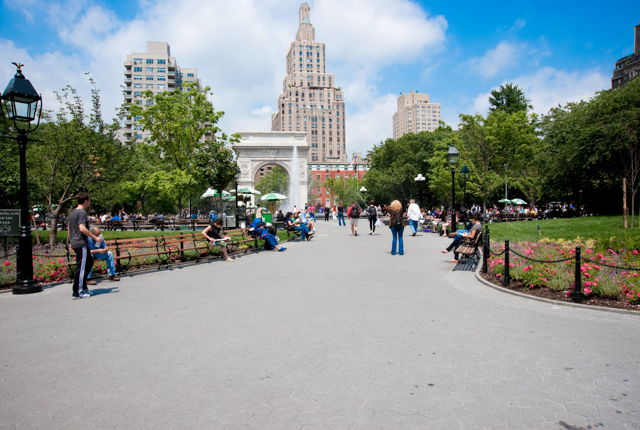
[33,218,40,245]
[623,178,628,229]
[632,190,635,229]
[49,206,63,246]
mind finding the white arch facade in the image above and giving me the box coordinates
[234,131,309,209]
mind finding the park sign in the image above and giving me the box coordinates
[0,209,20,236]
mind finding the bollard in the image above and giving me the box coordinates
[503,239,510,287]
[180,232,185,262]
[115,237,121,274]
[482,226,489,274]
[573,246,582,303]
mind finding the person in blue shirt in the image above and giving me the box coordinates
[256,222,286,251]
[110,215,121,221]
[87,226,120,281]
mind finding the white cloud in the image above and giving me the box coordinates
[251,106,273,116]
[469,66,610,117]
[467,41,520,78]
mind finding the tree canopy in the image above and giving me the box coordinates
[488,83,532,114]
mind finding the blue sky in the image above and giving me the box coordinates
[1,0,638,156]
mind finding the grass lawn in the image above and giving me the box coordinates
[487,215,640,249]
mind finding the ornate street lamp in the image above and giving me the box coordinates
[234,165,240,228]
[359,186,367,206]
[0,63,43,295]
[460,165,470,210]
[446,141,459,233]
[414,173,425,208]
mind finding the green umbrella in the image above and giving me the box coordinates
[260,193,287,202]
[202,188,230,198]
[511,198,527,205]
[231,188,261,195]
[498,199,511,204]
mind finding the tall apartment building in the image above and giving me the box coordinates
[121,41,202,142]
[392,90,441,140]
[271,3,347,163]
[612,23,640,90]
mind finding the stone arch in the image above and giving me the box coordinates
[252,161,292,185]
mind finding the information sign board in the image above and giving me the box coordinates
[0,209,20,236]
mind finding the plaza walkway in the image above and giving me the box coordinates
[1,220,639,430]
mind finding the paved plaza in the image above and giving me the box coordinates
[1,221,640,430]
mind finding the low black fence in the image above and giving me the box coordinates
[480,226,640,303]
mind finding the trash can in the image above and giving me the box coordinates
[263,213,272,224]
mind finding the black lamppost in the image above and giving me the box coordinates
[460,165,470,210]
[414,173,425,208]
[234,166,240,228]
[0,63,43,295]
[446,141,460,233]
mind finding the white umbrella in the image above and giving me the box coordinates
[202,188,230,198]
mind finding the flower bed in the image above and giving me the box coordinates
[485,239,640,310]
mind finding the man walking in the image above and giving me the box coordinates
[347,203,361,236]
[69,193,102,299]
[407,199,421,236]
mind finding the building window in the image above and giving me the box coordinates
[157,59,166,64]
[133,67,142,72]
[157,76,165,81]
[157,84,166,90]
[146,59,154,64]
[134,75,142,80]
[146,67,153,73]
[134,83,142,88]
[134,92,141,97]
[157,68,166,73]
[146,76,154,81]
[146,84,154,88]
[146,100,154,106]
[187,73,194,77]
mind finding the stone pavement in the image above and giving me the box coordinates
[1,220,639,430]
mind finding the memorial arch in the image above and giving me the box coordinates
[234,132,309,209]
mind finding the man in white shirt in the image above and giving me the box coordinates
[407,199,421,236]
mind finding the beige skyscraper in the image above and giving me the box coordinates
[392,90,441,140]
[271,3,347,162]
[121,41,202,142]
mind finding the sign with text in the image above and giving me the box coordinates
[0,209,20,236]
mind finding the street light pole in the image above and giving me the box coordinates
[0,63,43,295]
[446,142,460,234]
[460,165,470,210]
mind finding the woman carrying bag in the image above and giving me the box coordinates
[385,200,406,255]
[366,200,378,235]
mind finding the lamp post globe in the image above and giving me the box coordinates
[414,174,425,207]
[0,63,43,295]
[446,141,459,234]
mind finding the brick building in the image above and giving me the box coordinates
[612,23,640,90]
[308,154,368,208]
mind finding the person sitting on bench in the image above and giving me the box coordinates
[256,222,286,251]
[441,213,482,263]
[87,226,120,282]
[202,218,234,262]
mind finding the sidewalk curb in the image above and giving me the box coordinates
[474,263,640,317]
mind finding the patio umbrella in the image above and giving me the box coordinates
[511,198,527,205]
[260,193,287,202]
[231,188,261,195]
[202,188,230,198]
[498,199,512,204]
[221,195,236,202]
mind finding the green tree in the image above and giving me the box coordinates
[254,166,288,195]
[323,176,363,206]
[193,139,239,214]
[129,82,226,214]
[29,83,133,244]
[489,83,532,114]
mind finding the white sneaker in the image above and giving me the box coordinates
[73,293,90,300]
[81,289,93,296]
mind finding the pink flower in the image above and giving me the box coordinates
[3,260,10,266]
[584,287,592,295]
[634,250,639,255]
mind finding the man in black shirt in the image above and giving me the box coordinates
[69,193,102,299]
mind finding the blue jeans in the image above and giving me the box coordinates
[295,224,309,240]
[89,250,116,277]
[391,226,404,255]
[338,212,345,226]
[409,219,419,235]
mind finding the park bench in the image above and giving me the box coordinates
[453,231,483,272]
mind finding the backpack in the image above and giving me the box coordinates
[368,206,377,218]
[392,213,404,228]
[350,206,360,218]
